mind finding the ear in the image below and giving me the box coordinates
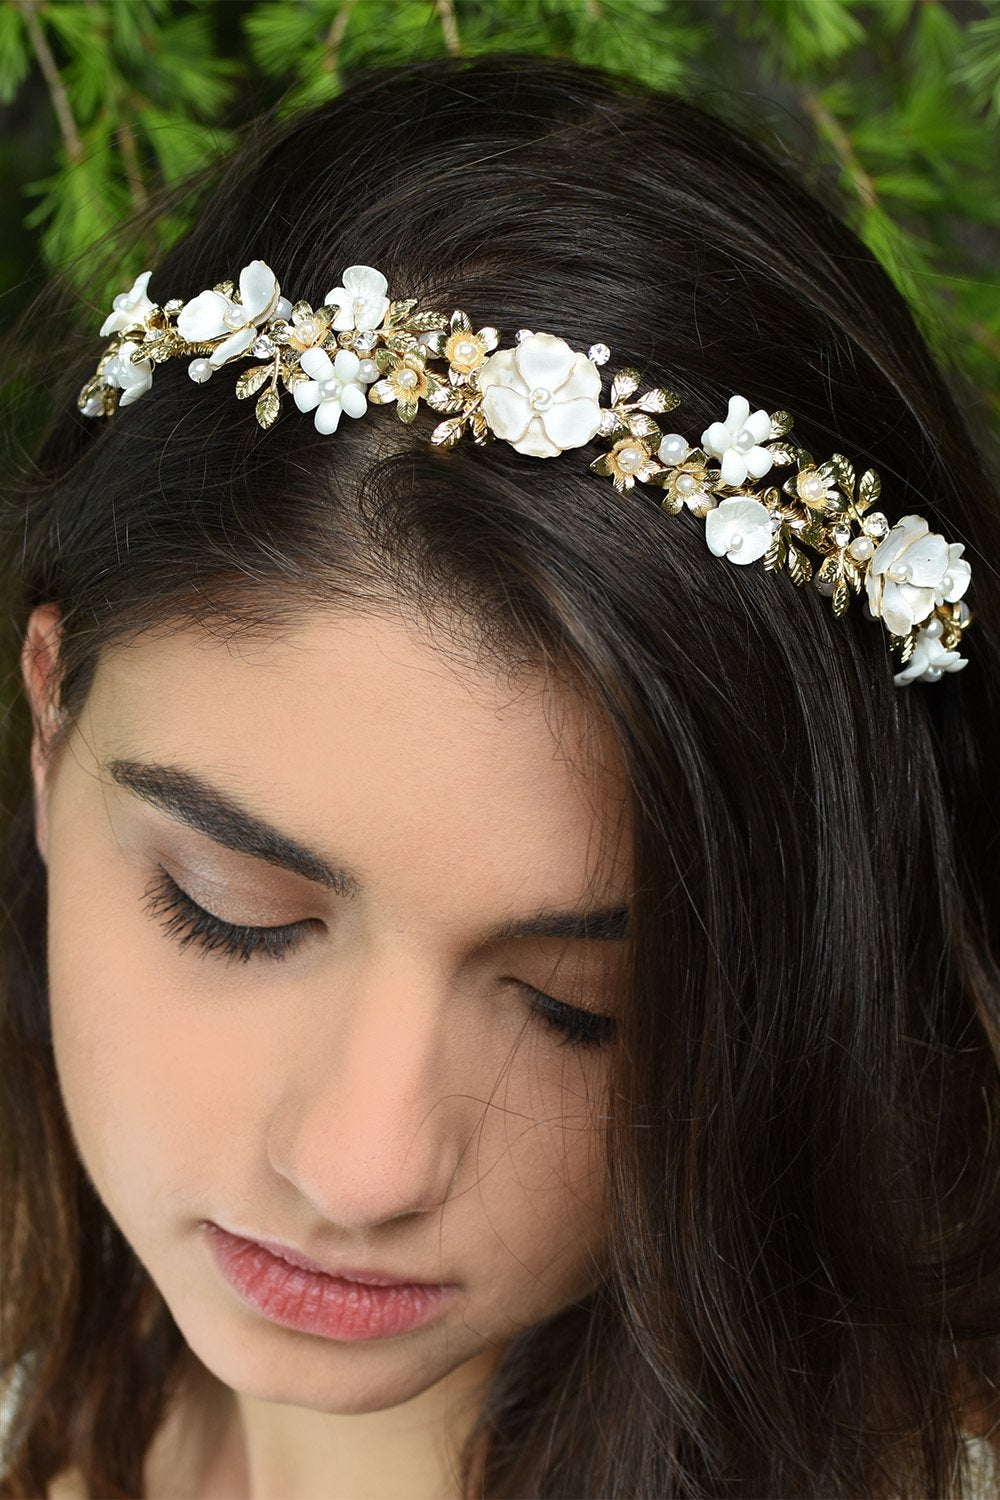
[20,601,66,866]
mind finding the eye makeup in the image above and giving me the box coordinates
[140,865,618,1050]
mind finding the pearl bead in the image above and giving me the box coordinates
[734,427,755,452]
[223,307,245,330]
[848,536,873,561]
[454,339,477,362]
[529,387,553,411]
[924,618,943,638]
[188,358,213,383]
[359,359,378,382]
[729,533,744,551]
[396,368,418,389]
[676,473,696,494]
[319,378,341,401]
[888,561,911,582]
[276,297,293,320]
[296,318,319,343]
[799,474,823,500]
[658,433,690,464]
[924,667,942,680]
[617,446,643,473]
[941,574,953,593]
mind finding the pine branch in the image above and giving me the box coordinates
[435,0,461,55]
[323,0,358,79]
[800,88,878,209]
[16,0,83,163]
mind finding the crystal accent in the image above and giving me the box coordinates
[252,336,276,358]
[598,410,619,436]
[515,329,534,344]
[832,525,851,547]
[355,331,377,353]
[588,343,610,365]
[164,298,184,315]
[864,511,889,537]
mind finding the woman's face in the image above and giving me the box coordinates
[25,602,632,1419]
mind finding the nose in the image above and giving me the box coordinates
[266,948,468,1230]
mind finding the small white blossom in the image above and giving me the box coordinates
[176,260,281,366]
[704,496,775,564]
[103,340,153,406]
[477,332,603,458]
[893,621,969,686]
[323,265,391,332]
[100,270,156,338]
[701,395,774,487]
[293,346,369,434]
[865,514,969,638]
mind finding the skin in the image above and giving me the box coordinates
[22,599,633,1500]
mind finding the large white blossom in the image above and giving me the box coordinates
[704,495,776,564]
[176,260,281,366]
[293,346,369,434]
[100,270,156,337]
[893,620,969,686]
[323,265,391,332]
[701,395,775,488]
[865,514,970,637]
[103,340,153,406]
[477,332,602,458]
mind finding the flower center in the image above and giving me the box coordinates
[396,368,419,390]
[319,378,341,401]
[799,472,825,501]
[733,427,756,452]
[616,445,644,473]
[729,533,745,551]
[223,306,245,330]
[296,318,319,343]
[676,472,696,494]
[454,339,477,362]
[888,561,911,582]
[528,387,553,411]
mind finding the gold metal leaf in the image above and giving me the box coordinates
[255,389,280,429]
[449,309,472,333]
[633,387,680,414]
[236,365,272,400]
[659,492,683,516]
[431,415,465,448]
[817,555,841,589]
[762,537,786,573]
[407,310,449,333]
[386,298,418,325]
[386,331,419,354]
[397,399,419,424]
[769,410,794,438]
[625,413,661,439]
[610,368,641,404]
[896,632,915,664]
[832,579,850,617]
[367,379,394,404]
[786,543,813,587]
[589,453,615,478]
[470,409,490,444]
[426,386,464,414]
[829,453,855,496]
[478,326,500,351]
[858,468,881,509]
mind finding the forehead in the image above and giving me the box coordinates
[85,609,633,918]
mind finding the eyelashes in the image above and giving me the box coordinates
[141,865,617,1051]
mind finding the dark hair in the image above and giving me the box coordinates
[2,50,999,1500]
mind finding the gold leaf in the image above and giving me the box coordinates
[470,409,489,444]
[769,410,794,438]
[659,492,683,516]
[762,537,786,573]
[291,299,314,322]
[255,389,280,429]
[817,554,841,589]
[449,309,472,333]
[798,522,828,551]
[858,467,881,510]
[478,326,500,352]
[829,453,855,496]
[386,298,418,325]
[426,386,464,414]
[375,347,396,374]
[786,542,813,587]
[397,399,419,424]
[407,310,449,333]
[625,413,661,439]
[421,331,447,356]
[767,443,802,467]
[386,331,419,354]
[832,579,850,617]
[367,379,395,404]
[431,415,465,448]
[633,387,679,414]
[589,453,615,477]
[896,632,915,664]
[610,368,641,404]
[842,557,863,592]
[236,365,272,399]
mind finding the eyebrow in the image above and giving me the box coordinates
[106,757,631,944]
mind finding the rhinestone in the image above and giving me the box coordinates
[658,433,690,465]
[355,331,377,353]
[188,358,213,383]
[848,536,874,562]
[529,387,553,411]
[396,368,418,389]
[734,428,756,452]
[164,298,184,315]
[617,445,643,473]
[588,343,611,365]
[598,410,619,436]
[252,336,276,358]
[223,306,245,330]
[515,329,534,344]
[833,525,851,547]
[924,618,943,639]
[676,473,696,495]
[865,511,889,537]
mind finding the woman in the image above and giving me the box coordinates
[2,51,998,1499]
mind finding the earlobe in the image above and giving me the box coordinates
[20,601,65,867]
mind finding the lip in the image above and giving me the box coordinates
[204,1224,456,1342]
[204,1222,447,1286]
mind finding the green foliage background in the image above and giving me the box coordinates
[1,0,999,427]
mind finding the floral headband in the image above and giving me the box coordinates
[77,260,974,687]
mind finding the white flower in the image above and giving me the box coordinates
[476,332,603,458]
[701,395,774,487]
[103,340,153,406]
[704,496,775,564]
[100,270,156,337]
[893,620,969,686]
[865,514,968,638]
[176,260,281,366]
[323,265,391,332]
[293,346,369,434]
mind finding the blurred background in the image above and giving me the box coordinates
[1,0,998,426]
